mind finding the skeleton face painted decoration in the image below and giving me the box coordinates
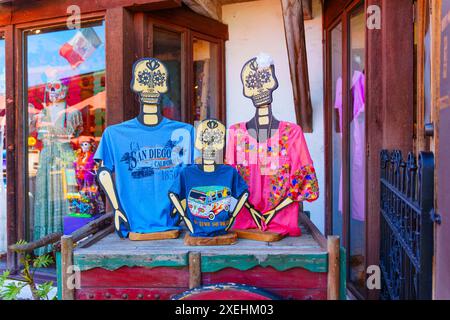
[195,119,226,162]
[131,58,169,105]
[46,80,67,103]
[241,53,279,107]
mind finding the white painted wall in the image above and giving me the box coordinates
[223,0,325,233]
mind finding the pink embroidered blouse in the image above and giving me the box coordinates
[226,121,319,236]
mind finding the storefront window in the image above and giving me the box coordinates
[193,38,218,121]
[25,22,106,254]
[348,6,366,292]
[330,23,343,243]
[0,34,6,254]
[153,28,182,121]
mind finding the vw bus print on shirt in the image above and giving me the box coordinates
[170,164,248,237]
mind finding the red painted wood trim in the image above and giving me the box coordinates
[202,266,327,289]
[80,266,189,288]
[270,288,327,300]
[76,287,186,300]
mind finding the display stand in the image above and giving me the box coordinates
[184,232,237,246]
[129,230,180,241]
[234,229,285,242]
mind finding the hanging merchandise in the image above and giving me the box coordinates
[59,27,103,69]
[226,53,319,238]
[169,119,248,239]
[95,58,196,239]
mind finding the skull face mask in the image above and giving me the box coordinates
[241,54,279,107]
[195,119,226,162]
[46,80,67,103]
[130,58,169,105]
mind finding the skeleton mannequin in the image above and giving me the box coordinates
[96,58,169,237]
[240,53,294,228]
[169,119,249,234]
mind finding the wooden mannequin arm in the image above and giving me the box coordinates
[263,197,294,226]
[97,165,130,238]
[226,192,249,231]
[169,192,194,233]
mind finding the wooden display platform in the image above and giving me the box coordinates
[61,213,346,301]
[184,232,237,246]
[234,229,285,242]
[129,229,180,241]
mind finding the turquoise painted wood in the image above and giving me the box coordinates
[74,253,189,271]
[201,253,328,273]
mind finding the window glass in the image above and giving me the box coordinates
[25,22,106,255]
[348,7,366,292]
[193,38,218,121]
[153,28,182,121]
[0,34,6,254]
[330,23,343,243]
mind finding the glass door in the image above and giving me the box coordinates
[348,5,366,293]
[24,21,107,255]
[329,22,344,243]
[326,1,366,298]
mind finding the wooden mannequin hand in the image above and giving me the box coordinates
[114,208,130,238]
[226,192,249,232]
[244,201,263,230]
[263,208,277,225]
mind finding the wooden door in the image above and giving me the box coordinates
[434,0,450,300]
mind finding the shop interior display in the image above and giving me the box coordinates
[226,53,319,242]
[169,119,249,246]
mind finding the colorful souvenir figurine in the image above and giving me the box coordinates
[95,58,195,240]
[70,136,105,217]
[226,53,319,241]
[169,119,249,245]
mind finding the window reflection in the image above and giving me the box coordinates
[153,28,182,121]
[349,7,366,292]
[26,22,106,255]
[0,35,6,254]
[193,39,218,121]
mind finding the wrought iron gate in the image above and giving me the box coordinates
[380,150,434,300]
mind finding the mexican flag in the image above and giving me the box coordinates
[59,28,102,69]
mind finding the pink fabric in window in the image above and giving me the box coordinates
[334,71,366,222]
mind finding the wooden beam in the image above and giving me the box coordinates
[327,236,340,300]
[189,252,201,289]
[61,235,75,300]
[182,0,222,21]
[281,0,314,132]
[105,7,137,124]
[0,0,181,26]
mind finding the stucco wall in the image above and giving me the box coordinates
[222,0,325,233]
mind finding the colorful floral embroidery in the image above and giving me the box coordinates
[288,165,319,202]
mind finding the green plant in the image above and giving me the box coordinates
[0,240,56,300]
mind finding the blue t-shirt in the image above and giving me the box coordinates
[94,117,195,237]
[169,164,248,237]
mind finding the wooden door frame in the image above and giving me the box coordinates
[190,31,226,125]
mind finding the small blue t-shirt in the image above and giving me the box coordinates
[94,117,195,237]
[169,164,248,237]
